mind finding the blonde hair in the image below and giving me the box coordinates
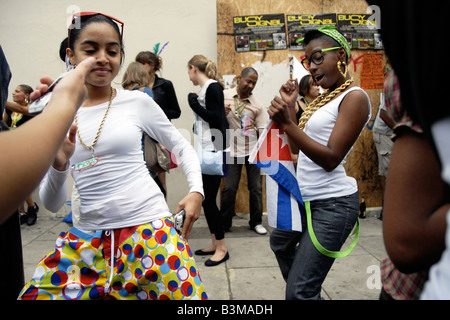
[122,62,151,90]
[188,55,223,86]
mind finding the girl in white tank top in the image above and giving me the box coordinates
[267,26,371,300]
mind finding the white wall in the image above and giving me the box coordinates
[0,0,217,213]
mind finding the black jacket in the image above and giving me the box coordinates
[188,82,229,151]
[152,75,181,120]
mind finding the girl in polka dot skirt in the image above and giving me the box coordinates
[18,12,206,300]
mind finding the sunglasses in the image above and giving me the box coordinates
[301,47,340,70]
[68,12,124,47]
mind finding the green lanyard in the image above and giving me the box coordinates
[302,97,309,108]
[234,96,248,116]
[305,201,360,259]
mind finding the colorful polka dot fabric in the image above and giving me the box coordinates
[18,218,208,300]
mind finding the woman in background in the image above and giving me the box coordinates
[187,54,230,267]
[4,84,39,225]
[122,61,170,197]
[122,61,153,97]
[136,51,181,197]
[296,74,320,122]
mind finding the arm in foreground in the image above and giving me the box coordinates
[0,57,95,224]
[383,129,449,273]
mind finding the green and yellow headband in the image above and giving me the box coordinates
[296,26,351,60]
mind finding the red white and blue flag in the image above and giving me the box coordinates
[249,120,304,232]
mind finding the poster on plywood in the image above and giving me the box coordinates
[233,14,287,52]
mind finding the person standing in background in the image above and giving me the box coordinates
[187,54,230,267]
[221,67,267,235]
[372,68,396,220]
[4,84,39,225]
[136,50,181,197]
[4,85,33,127]
[296,74,320,123]
[293,75,320,167]
[122,61,153,97]
[135,50,180,120]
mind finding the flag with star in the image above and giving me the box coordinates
[249,120,304,231]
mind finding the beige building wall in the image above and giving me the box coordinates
[0,0,218,213]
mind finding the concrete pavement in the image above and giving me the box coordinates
[19,202,386,300]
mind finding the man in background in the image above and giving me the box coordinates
[221,67,268,235]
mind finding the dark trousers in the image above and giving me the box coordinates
[202,174,225,240]
[220,156,262,230]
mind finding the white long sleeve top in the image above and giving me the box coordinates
[40,89,203,232]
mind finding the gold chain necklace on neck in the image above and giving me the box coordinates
[298,78,354,130]
[71,87,115,171]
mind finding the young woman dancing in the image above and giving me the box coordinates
[18,12,206,300]
[268,26,371,300]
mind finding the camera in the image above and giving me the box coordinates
[28,72,68,114]
[174,209,186,232]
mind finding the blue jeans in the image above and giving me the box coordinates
[270,192,359,300]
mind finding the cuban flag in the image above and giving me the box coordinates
[249,120,304,232]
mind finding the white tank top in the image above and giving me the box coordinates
[297,87,371,202]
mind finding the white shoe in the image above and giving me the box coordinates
[253,224,267,235]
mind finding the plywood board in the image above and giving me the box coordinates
[217,0,385,211]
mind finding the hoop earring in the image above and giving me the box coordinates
[337,61,348,78]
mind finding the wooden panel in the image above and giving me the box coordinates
[217,0,384,211]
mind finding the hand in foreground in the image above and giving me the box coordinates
[31,57,96,113]
[175,192,203,240]
[0,58,95,224]
[268,79,299,130]
[53,123,77,171]
[279,78,299,105]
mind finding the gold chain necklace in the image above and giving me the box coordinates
[71,87,115,171]
[298,78,354,130]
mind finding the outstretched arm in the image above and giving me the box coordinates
[5,101,33,116]
[0,57,95,224]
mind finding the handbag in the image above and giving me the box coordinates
[197,138,223,175]
[144,134,171,172]
[193,79,224,175]
[168,150,178,170]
